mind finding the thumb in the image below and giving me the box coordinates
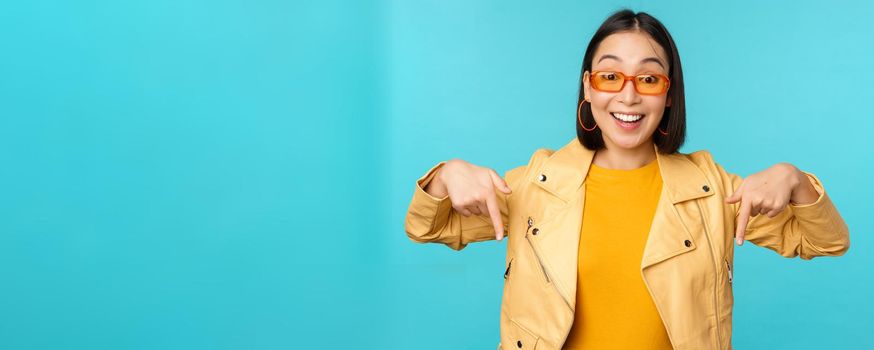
[489,170,512,194]
[725,185,743,204]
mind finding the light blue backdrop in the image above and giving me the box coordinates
[1,0,870,349]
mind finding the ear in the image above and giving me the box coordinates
[665,96,672,107]
[582,71,591,100]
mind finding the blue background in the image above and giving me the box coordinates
[1,0,870,349]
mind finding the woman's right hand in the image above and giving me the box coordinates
[424,159,513,240]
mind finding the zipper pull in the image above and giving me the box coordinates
[725,259,733,284]
[525,217,534,237]
[504,261,512,280]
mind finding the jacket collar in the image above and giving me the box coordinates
[533,138,713,204]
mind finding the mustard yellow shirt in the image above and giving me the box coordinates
[563,158,672,349]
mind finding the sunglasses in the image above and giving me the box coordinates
[589,71,671,95]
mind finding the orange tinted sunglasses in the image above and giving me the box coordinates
[589,71,670,95]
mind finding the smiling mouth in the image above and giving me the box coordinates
[611,112,645,123]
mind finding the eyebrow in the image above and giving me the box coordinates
[597,54,666,69]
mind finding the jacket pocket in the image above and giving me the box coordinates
[504,318,540,349]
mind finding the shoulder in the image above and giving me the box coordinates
[664,148,724,178]
[525,147,559,174]
[685,149,717,167]
[504,147,555,185]
[514,146,557,171]
[530,147,556,165]
[679,149,736,185]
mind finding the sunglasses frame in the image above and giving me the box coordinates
[588,70,671,96]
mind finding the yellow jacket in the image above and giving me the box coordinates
[404,138,850,349]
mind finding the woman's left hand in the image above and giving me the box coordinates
[724,163,819,246]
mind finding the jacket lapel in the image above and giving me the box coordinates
[639,148,715,270]
[527,138,715,310]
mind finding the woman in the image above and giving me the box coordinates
[403,9,849,350]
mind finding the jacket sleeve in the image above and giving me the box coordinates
[716,162,850,259]
[404,161,527,251]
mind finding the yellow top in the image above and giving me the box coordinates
[562,158,672,350]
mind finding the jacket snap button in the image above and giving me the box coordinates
[517,340,523,348]
[684,239,692,247]
[538,174,547,182]
[702,185,710,192]
[532,228,539,235]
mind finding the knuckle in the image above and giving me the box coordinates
[472,192,485,202]
[477,187,492,196]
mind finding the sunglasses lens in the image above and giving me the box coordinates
[635,74,668,94]
[591,72,625,92]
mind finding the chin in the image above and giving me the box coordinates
[607,131,655,149]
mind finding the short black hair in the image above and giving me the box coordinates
[576,9,686,154]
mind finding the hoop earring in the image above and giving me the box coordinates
[657,127,668,135]
[577,100,597,132]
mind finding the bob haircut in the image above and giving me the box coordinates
[576,9,686,154]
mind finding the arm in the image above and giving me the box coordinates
[404,161,526,251]
[717,162,850,259]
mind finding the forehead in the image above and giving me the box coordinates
[592,31,669,71]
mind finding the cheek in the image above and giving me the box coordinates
[589,95,613,119]
[642,97,668,119]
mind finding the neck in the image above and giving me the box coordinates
[592,142,657,170]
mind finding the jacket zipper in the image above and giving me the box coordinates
[695,200,723,350]
[524,216,574,312]
[725,258,732,284]
[504,260,512,280]
[524,217,550,283]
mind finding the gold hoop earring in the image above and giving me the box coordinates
[577,100,597,132]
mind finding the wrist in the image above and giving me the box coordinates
[788,168,819,205]
[424,164,449,198]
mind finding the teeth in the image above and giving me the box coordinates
[612,113,644,122]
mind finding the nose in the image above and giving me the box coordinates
[617,78,642,105]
